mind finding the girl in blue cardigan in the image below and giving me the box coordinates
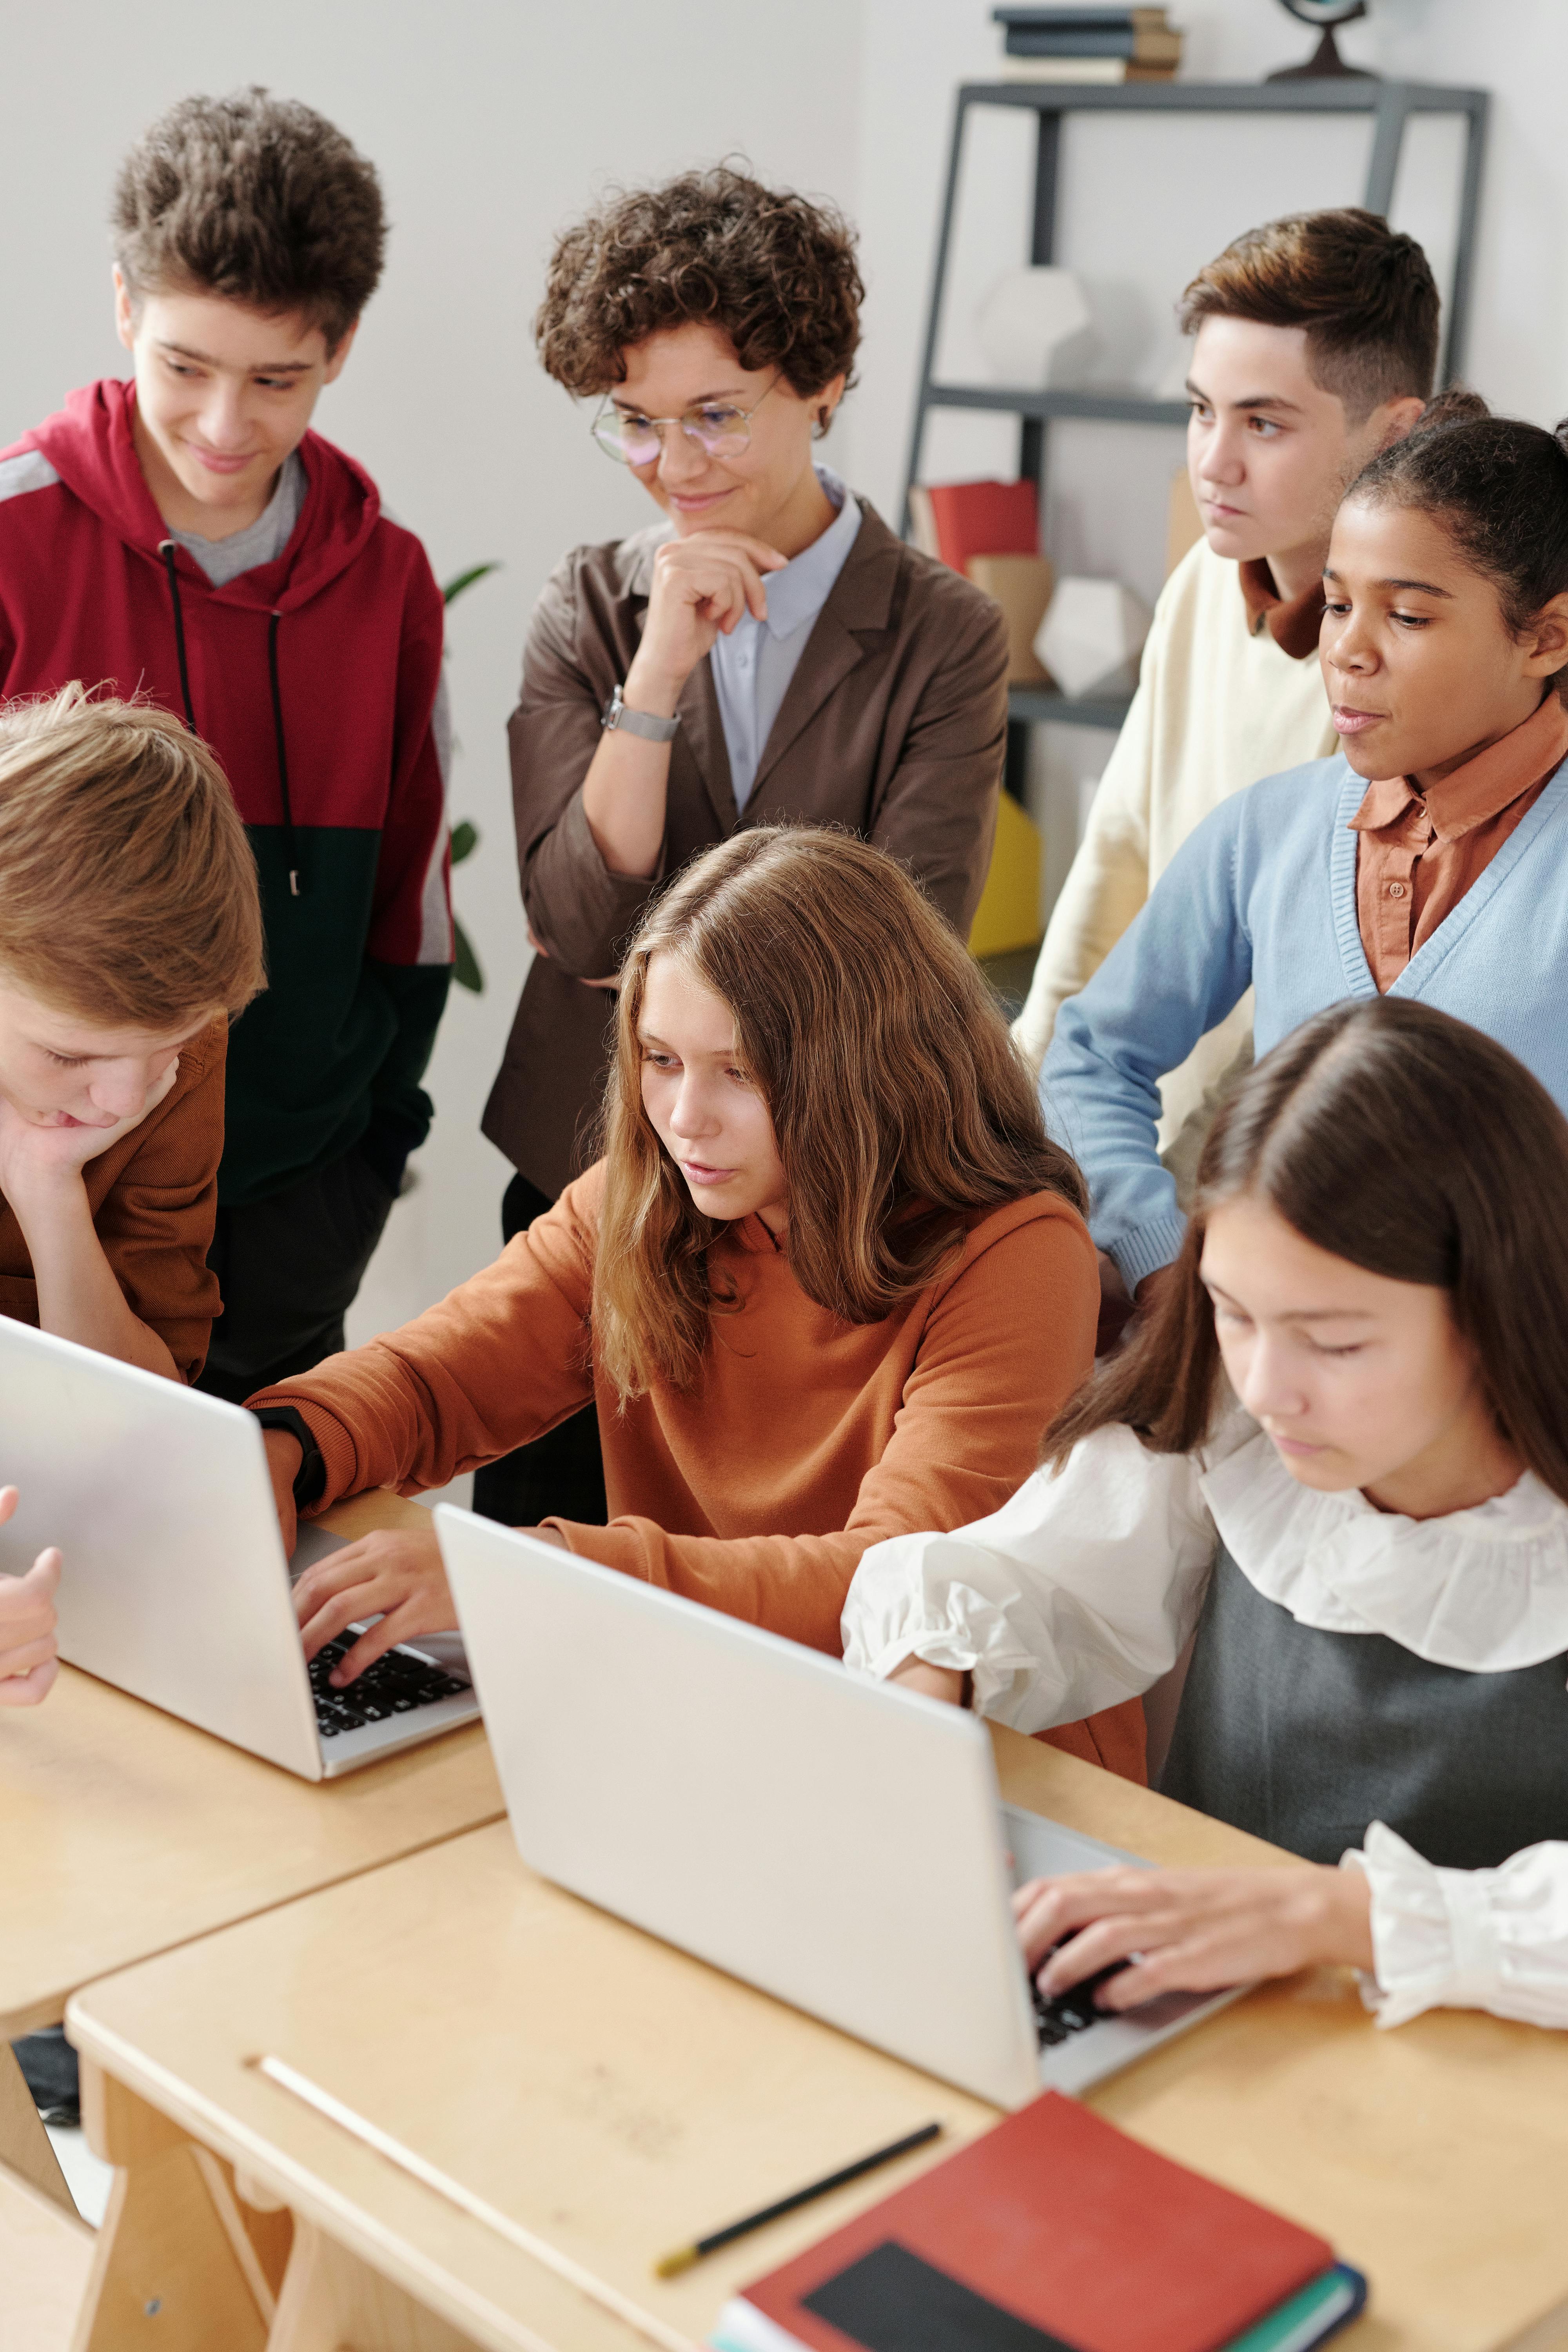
[846,998,1568,2031]
[1042,390,1568,1307]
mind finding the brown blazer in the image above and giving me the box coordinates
[481,497,1009,1198]
[0,1016,227,1381]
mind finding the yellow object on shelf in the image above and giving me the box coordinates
[968,789,1043,960]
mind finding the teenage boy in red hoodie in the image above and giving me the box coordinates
[0,88,453,1400]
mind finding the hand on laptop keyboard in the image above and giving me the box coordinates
[293,1525,458,1685]
[307,1635,469,1737]
[1031,1948,1132,2045]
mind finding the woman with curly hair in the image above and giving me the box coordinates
[264,829,1140,1779]
[477,165,1012,1528]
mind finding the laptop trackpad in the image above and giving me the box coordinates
[287,1521,471,1677]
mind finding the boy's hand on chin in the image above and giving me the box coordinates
[1014,1861,1375,2005]
[0,1062,178,1196]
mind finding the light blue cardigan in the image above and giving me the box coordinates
[1041,748,1568,1289]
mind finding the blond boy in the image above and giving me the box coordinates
[0,688,263,1388]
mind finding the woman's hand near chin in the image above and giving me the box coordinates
[1014,1861,1376,2007]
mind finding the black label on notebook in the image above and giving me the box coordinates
[802,2240,1085,2352]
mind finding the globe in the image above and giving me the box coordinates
[1268,0,1374,81]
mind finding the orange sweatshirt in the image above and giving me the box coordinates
[0,1016,226,1381]
[257,1162,1100,1648]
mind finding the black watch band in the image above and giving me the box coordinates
[250,1405,327,1510]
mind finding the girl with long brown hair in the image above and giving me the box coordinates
[260,829,1136,1771]
[846,997,1568,2030]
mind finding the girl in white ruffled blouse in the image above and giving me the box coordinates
[843,996,1568,2033]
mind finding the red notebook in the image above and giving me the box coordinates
[720,2093,1335,2352]
[916,479,1041,572]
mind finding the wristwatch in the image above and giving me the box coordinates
[601,682,681,742]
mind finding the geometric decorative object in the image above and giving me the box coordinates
[975,267,1098,390]
[1034,578,1152,700]
[966,553,1054,684]
[968,786,1044,960]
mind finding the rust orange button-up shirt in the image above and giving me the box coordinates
[1349,695,1568,993]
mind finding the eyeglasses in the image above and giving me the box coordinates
[590,377,779,468]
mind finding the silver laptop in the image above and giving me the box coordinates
[437,1508,1238,2109]
[0,1318,477,1779]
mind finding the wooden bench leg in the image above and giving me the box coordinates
[267,2216,485,2352]
[71,2062,292,2352]
[1,2041,76,2213]
[1,2042,96,2351]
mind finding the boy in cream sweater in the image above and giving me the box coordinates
[1017,209,1435,1175]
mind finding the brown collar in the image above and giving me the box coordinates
[1238,557,1326,662]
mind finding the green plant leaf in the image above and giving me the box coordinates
[442,561,503,606]
[450,818,479,864]
[453,917,484,994]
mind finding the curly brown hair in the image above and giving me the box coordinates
[1178,208,1438,424]
[113,88,384,351]
[536,165,863,399]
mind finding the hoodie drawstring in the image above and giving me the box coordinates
[156,541,197,732]
[267,612,301,898]
[156,539,302,898]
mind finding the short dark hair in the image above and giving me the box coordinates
[112,88,384,350]
[1178,207,1439,422]
[1348,388,1568,700]
[535,165,863,401]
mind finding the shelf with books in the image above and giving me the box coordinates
[928,383,1190,428]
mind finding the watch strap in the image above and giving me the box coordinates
[602,683,681,743]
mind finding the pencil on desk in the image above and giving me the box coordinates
[652,2119,943,2278]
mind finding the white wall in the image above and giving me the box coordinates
[4,0,1566,1345]
[0,0,861,1344]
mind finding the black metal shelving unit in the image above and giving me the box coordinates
[905,76,1490,755]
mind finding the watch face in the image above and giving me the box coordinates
[1279,0,1367,23]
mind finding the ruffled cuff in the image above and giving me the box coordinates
[1342,1821,1568,2032]
[842,1555,1057,1727]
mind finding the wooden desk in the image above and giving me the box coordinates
[1,1491,504,2345]
[63,1726,1568,2352]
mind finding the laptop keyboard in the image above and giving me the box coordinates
[1031,1949,1131,2046]
[308,1637,471,1739]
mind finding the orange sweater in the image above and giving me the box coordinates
[0,1016,226,1382]
[256,1159,1099,1627]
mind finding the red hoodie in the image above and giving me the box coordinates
[0,380,452,1206]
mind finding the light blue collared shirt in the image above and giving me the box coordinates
[709,466,862,810]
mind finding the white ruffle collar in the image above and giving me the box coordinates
[1198,1426,1568,1672]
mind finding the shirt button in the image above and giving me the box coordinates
[1388,881,1407,898]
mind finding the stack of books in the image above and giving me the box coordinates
[906,479,1054,687]
[993,5,1184,83]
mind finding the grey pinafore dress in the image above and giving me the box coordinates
[1160,1547,1568,1868]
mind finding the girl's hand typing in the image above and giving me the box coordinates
[0,1486,61,1707]
[293,1521,568,1685]
[1016,1861,1375,2007]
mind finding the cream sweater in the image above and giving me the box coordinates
[1014,539,1336,1158]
